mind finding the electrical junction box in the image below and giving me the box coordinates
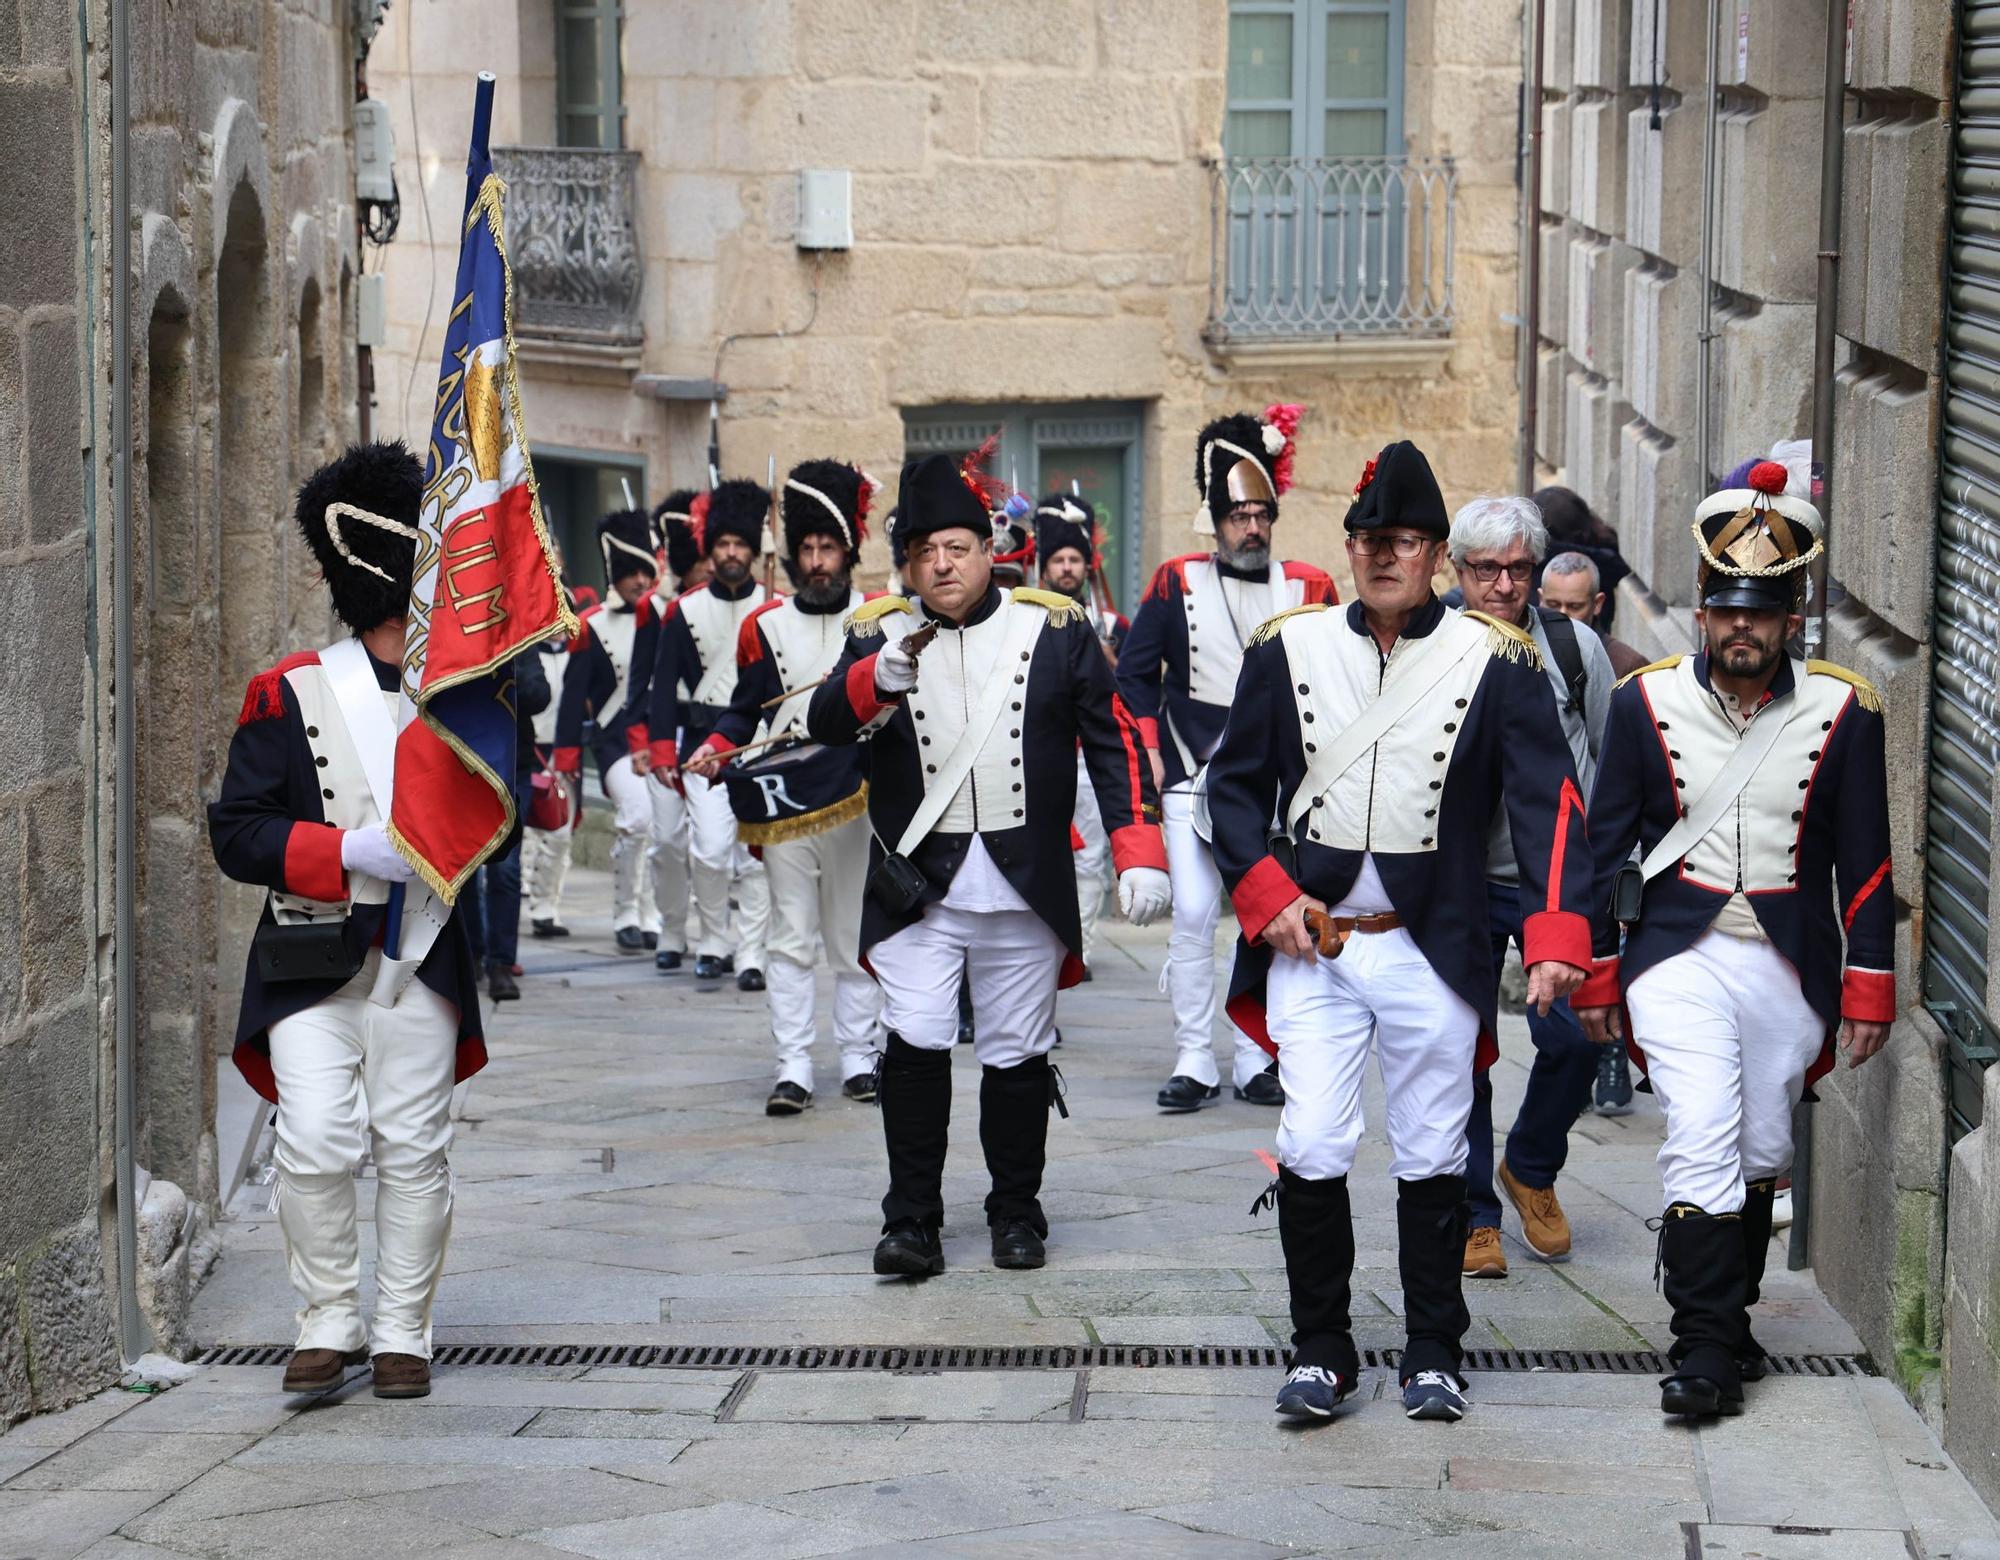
[356,273,386,347]
[796,169,852,250]
[354,99,397,204]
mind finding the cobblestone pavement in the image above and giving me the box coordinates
[5,869,1996,1558]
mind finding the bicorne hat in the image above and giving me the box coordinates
[1344,440,1449,540]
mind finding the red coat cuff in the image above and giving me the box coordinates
[847,654,894,723]
[1137,716,1161,750]
[1842,967,1895,1024]
[284,823,348,903]
[1522,910,1592,973]
[649,738,678,771]
[697,733,736,760]
[1230,854,1302,947]
[1573,955,1621,1009]
[552,745,582,774]
[625,723,650,754]
[1109,823,1167,875]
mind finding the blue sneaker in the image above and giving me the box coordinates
[1401,1369,1467,1421]
[1275,1365,1352,1420]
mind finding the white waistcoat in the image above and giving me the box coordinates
[681,585,770,707]
[591,605,642,719]
[276,660,394,915]
[901,596,1037,834]
[759,590,864,740]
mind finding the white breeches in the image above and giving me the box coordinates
[1625,929,1826,1214]
[1267,927,1479,1182]
[873,901,1065,1069]
[647,775,691,954]
[1163,786,1263,1089]
[1073,748,1109,965]
[266,952,459,1357]
[763,815,882,1089]
[603,755,655,933]
[684,770,769,965]
[522,825,573,924]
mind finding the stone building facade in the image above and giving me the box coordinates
[0,0,360,1419]
[1537,0,2000,1503]
[367,0,1529,605]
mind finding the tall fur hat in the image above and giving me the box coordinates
[293,440,423,634]
[703,478,769,555]
[782,459,875,556]
[653,489,702,580]
[597,508,658,586]
[1194,403,1300,535]
[1034,492,1095,568]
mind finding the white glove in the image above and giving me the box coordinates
[1117,866,1172,927]
[874,634,920,694]
[340,823,416,884]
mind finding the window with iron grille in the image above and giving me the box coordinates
[556,0,625,150]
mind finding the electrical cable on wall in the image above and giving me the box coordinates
[706,251,824,477]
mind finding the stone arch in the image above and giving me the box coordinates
[297,275,328,466]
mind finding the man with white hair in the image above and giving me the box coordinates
[1449,496,1612,1280]
[1539,551,1648,679]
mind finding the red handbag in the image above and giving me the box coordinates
[527,767,576,832]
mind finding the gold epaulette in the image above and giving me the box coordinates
[1464,610,1543,667]
[1248,602,1331,646]
[1010,586,1085,627]
[1807,659,1884,714]
[1614,654,1684,690]
[845,596,913,638]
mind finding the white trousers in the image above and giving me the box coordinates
[1163,786,1265,1089]
[1268,927,1479,1182]
[267,951,458,1357]
[874,901,1064,1069]
[1073,748,1109,965]
[763,813,882,1090]
[603,755,657,934]
[646,776,691,955]
[1625,929,1826,1214]
[684,770,770,965]
[522,825,572,924]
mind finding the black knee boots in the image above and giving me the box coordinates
[1659,1202,1748,1416]
[1275,1167,1360,1382]
[1737,1180,1778,1379]
[1397,1174,1471,1383]
[980,1053,1056,1268]
[875,1034,951,1275]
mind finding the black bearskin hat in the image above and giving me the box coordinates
[1034,492,1095,569]
[704,478,769,555]
[294,440,423,634]
[653,489,702,581]
[1344,440,1448,539]
[782,459,875,556]
[1194,404,1299,533]
[597,508,658,586]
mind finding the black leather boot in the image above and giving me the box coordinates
[1658,1202,1747,1417]
[1272,1167,1360,1387]
[1396,1174,1471,1385]
[1737,1180,1778,1381]
[981,1053,1053,1269]
[875,1033,951,1276]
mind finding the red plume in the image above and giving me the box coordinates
[1352,456,1377,498]
[1263,402,1303,496]
[1746,460,1789,496]
[854,470,876,542]
[958,431,1009,510]
[689,490,711,552]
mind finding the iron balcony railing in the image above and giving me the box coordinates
[491,146,643,346]
[1206,156,1456,342]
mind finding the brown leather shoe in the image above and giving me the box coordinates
[281,1347,367,1393]
[1463,1225,1508,1278]
[1497,1158,1572,1259]
[371,1352,432,1399]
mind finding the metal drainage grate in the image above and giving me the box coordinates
[192,1342,1877,1377]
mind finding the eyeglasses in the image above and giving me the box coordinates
[1224,506,1274,527]
[1464,560,1536,584]
[1347,533,1432,559]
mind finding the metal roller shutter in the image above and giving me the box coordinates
[1929,0,2000,1139]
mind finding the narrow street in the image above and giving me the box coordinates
[3,870,1994,1558]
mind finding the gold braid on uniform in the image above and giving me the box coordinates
[1010,586,1085,627]
[845,596,913,638]
[1614,654,1684,690]
[1463,610,1543,667]
[1807,660,1884,714]
[736,786,869,846]
[1249,602,1331,645]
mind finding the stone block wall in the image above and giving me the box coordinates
[1,0,359,1424]
[368,0,1530,599]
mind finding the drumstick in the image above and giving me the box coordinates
[758,620,941,708]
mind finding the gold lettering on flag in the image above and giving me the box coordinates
[444,522,508,635]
